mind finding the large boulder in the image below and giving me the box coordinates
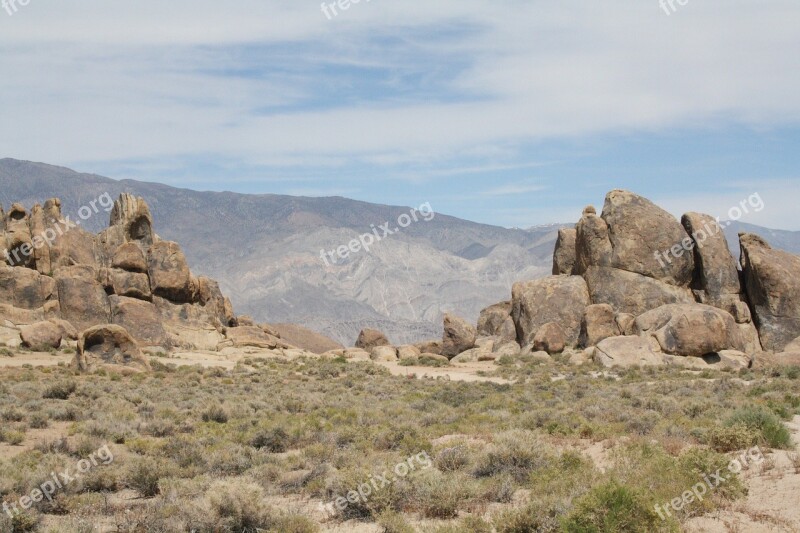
[0,264,58,310]
[740,233,800,352]
[579,304,620,347]
[55,266,111,332]
[681,213,741,309]
[371,345,398,362]
[594,336,663,368]
[415,339,443,355]
[147,241,195,303]
[511,275,590,347]
[19,321,63,350]
[442,313,477,358]
[112,243,148,273]
[552,228,577,275]
[532,322,566,354]
[574,209,613,275]
[633,303,744,357]
[584,266,694,316]
[355,328,390,351]
[4,203,35,268]
[477,301,515,342]
[601,190,694,285]
[110,270,152,301]
[110,296,167,348]
[74,324,149,372]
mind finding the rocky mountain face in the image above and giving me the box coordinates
[2,158,799,347]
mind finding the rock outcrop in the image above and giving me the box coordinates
[355,328,390,351]
[511,276,590,347]
[740,233,800,352]
[0,194,238,354]
[74,324,149,372]
[552,228,577,275]
[442,313,477,358]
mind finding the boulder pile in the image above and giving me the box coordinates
[0,194,306,370]
[401,189,800,369]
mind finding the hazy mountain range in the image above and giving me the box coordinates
[2,158,798,345]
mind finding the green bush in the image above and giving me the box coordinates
[562,480,666,533]
[725,406,792,449]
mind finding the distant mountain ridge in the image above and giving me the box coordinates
[2,158,798,345]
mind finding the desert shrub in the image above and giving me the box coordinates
[201,405,229,424]
[473,430,553,482]
[251,427,290,453]
[206,480,274,531]
[434,517,492,533]
[28,412,49,429]
[377,509,416,533]
[708,423,759,452]
[493,500,562,533]
[410,471,474,519]
[126,457,172,497]
[43,381,77,400]
[561,480,665,532]
[435,445,470,472]
[725,405,792,449]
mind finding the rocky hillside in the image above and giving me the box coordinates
[2,158,798,345]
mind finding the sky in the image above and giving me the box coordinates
[1,1,800,229]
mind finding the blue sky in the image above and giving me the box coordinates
[1,1,799,229]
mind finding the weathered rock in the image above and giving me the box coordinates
[55,266,110,332]
[420,353,449,363]
[451,347,487,363]
[584,266,694,317]
[740,233,800,352]
[223,326,284,349]
[397,345,422,360]
[594,336,663,368]
[663,351,751,371]
[112,243,148,273]
[147,241,195,303]
[477,301,515,342]
[111,270,152,301]
[20,321,63,350]
[752,351,800,370]
[0,303,45,326]
[355,328,390,351]
[237,315,256,327]
[681,213,741,308]
[0,265,58,310]
[49,318,79,340]
[371,345,398,362]
[552,228,577,275]
[493,340,521,357]
[633,303,744,357]
[110,296,167,348]
[615,313,636,336]
[511,275,590,347]
[474,336,496,351]
[4,203,35,268]
[29,204,52,275]
[574,212,613,275]
[74,324,148,372]
[108,193,154,247]
[579,304,620,347]
[532,322,566,354]
[442,313,477,358]
[602,190,694,285]
[415,339,442,355]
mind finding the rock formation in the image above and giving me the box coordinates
[0,194,307,369]
[428,189,800,368]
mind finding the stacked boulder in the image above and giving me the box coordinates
[0,194,293,370]
[456,190,800,368]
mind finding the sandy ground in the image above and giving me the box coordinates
[377,360,511,384]
[685,415,800,533]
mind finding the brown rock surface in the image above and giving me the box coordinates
[511,275,590,347]
[75,324,148,372]
[740,233,800,351]
[552,228,577,275]
[442,313,477,358]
